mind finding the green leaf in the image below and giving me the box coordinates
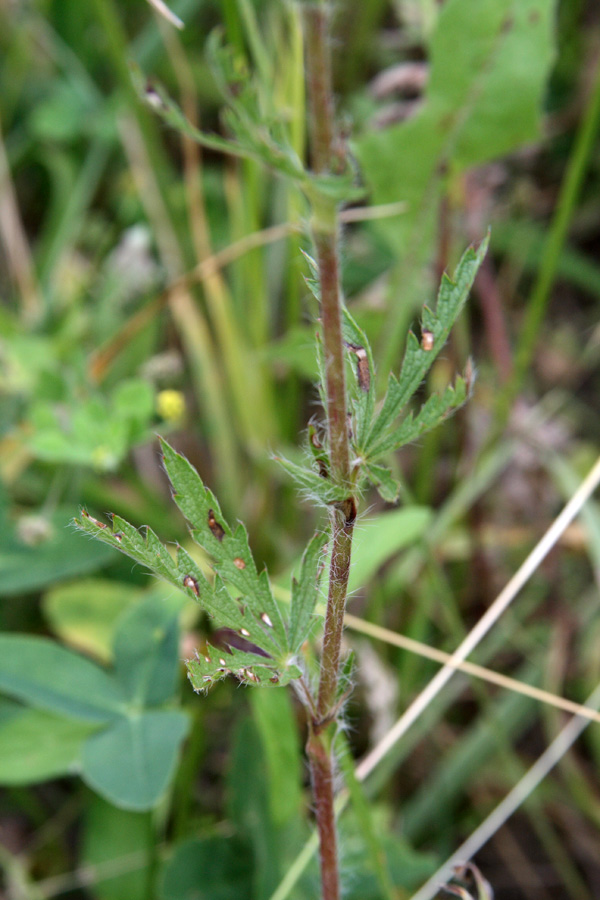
[227,716,284,899]
[0,700,97,785]
[342,306,377,448]
[159,837,253,900]
[348,507,432,593]
[82,795,152,900]
[0,635,126,723]
[81,710,189,811]
[133,33,306,185]
[369,371,471,460]
[160,439,288,651]
[428,0,556,169]
[363,464,402,504]
[113,596,180,707]
[0,506,116,597]
[186,645,301,693]
[43,578,143,663]
[272,453,350,506]
[250,688,302,825]
[354,0,556,254]
[288,531,328,653]
[365,237,487,454]
[75,505,295,690]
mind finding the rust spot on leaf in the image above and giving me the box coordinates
[183,575,200,597]
[207,509,225,541]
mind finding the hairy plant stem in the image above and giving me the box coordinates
[303,5,356,900]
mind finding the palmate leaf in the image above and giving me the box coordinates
[364,235,488,457]
[159,440,287,650]
[74,440,306,691]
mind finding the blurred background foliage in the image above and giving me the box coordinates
[1,0,600,897]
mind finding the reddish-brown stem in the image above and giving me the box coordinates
[317,499,356,718]
[302,5,356,900]
[306,725,339,900]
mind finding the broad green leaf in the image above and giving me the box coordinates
[0,700,97,785]
[0,635,126,723]
[43,578,143,662]
[113,596,180,707]
[227,716,283,899]
[160,439,288,651]
[368,372,470,460]
[82,795,152,900]
[341,808,437,897]
[429,0,556,169]
[348,507,432,593]
[0,506,116,597]
[354,0,556,253]
[250,688,302,825]
[159,837,253,900]
[81,710,189,811]
[288,531,328,653]
[364,237,487,454]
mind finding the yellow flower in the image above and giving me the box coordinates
[157,389,185,423]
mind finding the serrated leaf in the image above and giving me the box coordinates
[301,249,321,304]
[365,236,487,453]
[160,440,287,652]
[369,372,470,460]
[186,647,300,693]
[75,450,292,690]
[288,531,328,653]
[363,464,401,503]
[273,454,350,506]
[133,32,306,186]
[342,306,376,448]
